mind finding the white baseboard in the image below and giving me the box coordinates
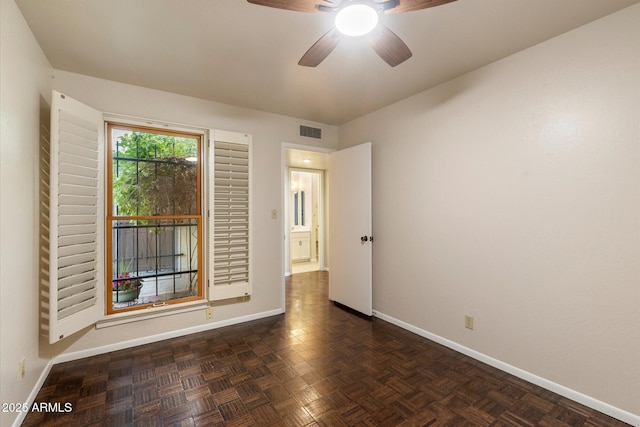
[373,310,640,427]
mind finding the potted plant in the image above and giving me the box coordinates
[112,267,143,303]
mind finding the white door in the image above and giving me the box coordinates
[329,142,372,316]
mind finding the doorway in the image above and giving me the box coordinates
[281,143,373,316]
[282,147,331,279]
[290,169,322,274]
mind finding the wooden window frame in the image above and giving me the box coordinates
[106,122,204,314]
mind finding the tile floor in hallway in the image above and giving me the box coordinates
[291,261,320,275]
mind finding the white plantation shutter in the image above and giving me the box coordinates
[208,130,252,301]
[49,91,103,343]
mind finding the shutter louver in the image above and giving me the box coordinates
[209,132,251,301]
[49,91,103,343]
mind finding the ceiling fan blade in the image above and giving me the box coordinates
[385,0,458,14]
[298,28,343,67]
[247,0,333,13]
[367,25,412,67]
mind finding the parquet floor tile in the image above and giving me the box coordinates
[22,271,630,426]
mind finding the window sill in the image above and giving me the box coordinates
[96,299,209,329]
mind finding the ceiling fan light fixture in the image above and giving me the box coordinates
[335,4,379,37]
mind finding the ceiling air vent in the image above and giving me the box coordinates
[300,125,322,139]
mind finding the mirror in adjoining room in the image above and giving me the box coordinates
[290,169,321,274]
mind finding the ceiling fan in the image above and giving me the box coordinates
[247,0,458,67]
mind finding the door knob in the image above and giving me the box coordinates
[361,236,368,242]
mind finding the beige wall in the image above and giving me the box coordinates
[339,4,640,417]
[0,0,53,425]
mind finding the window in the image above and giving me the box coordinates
[47,91,253,344]
[293,190,305,226]
[107,123,203,313]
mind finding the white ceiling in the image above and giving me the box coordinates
[285,148,330,169]
[17,0,640,125]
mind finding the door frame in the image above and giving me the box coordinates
[280,143,334,312]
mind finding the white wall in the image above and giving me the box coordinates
[46,70,338,356]
[0,0,53,425]
[339,4,640,419]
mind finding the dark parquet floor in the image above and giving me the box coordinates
[23,271,629,426]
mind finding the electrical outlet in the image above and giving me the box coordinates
[18,357,25,379]
[464,314,474,330]
[205,307,213,319]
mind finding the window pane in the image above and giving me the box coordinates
[111,218,199,310]
[111,129,198,216]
